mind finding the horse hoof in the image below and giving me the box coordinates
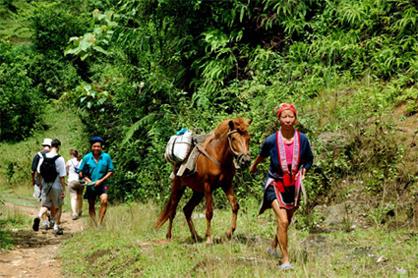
[205,237,213,244]
[226,228,235,240]
[192,235,202,243]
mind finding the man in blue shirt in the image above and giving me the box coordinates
[79,136,114,225]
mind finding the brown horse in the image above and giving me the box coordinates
[155,118,251,243]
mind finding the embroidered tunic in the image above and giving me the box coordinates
[258,130,313,213]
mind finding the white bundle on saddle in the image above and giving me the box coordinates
[164,129,193,164]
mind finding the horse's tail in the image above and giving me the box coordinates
[155,179,184,229]
[155,195,172,229]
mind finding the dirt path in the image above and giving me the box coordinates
[0,203,84,278]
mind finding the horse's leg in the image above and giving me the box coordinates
[183,191,204,242]
[204,182,214,244]
[166,179,185,240]
[223,185,239,239]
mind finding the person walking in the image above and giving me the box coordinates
[31,138,52,230]
[31,138,52,197]
[250,103,313,270]
[34,139,66,235]
[79,136,114,226]
[66,149,83,220]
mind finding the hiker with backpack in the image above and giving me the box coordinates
[31,138,53,229]
[33,138,67,235]
[31,138,52,199]
[79,136,114,226]
[66,149,83,220]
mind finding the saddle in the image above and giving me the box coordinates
[171,134,208,178]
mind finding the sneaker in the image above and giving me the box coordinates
[41,220,50,230]
[278,262,293,270]
[72,214,79,220]
[32,217,40,231]
[53,226,64,235]
[49,219,55,229]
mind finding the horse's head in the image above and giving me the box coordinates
[227,118,252,168]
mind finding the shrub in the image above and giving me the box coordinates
[30,1,90,54]
[29,1,90,98]
[0,42,44,141]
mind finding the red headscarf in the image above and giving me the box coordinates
[276,103,297,118]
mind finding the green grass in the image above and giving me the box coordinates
[60,201,417,277]
[0,104,88,189]
[0,203,32,250]
[0,0,34,44]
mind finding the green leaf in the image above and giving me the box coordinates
[122,113,156,145]
[92,45,109,55]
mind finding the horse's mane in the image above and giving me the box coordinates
[213,118,249,138]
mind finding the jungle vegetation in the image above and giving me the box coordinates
[1,0,417,227]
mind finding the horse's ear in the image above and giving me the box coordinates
[228,120,235,130]
[247,119,252,125]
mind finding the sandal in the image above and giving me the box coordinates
[266,247,279,257]
[278,262,293,270]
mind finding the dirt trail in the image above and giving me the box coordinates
[0,203,84,278]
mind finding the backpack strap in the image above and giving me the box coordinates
[52,154,61,161]
[41,153,60,161]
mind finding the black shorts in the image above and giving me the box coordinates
[84,184,108,200]
[264,185,295,204]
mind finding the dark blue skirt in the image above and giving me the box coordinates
[259,184,296,214]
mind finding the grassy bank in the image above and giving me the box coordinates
[60,201,417,277]
[0,104,87,189]
[0,203,32,250]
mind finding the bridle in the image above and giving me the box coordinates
[197,129,250,169]
[227,130,250,169]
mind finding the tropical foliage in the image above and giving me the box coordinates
[1,1,417,218]
[0,41,43,140]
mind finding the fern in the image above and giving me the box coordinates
[122,113,157,145]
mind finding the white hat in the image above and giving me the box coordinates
[41,138,52,147]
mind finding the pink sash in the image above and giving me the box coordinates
[276,129,300,185]
[273,129,302,209]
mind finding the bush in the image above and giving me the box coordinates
[0,42,44,141]
[31,1,90,54]
[29,1,90,98]
[28,53,82,99]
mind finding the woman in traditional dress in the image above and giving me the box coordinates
[250,103,313,270]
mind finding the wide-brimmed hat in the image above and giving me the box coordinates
[41,138,52,147]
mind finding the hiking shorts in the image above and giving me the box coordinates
[68,180,83,194]
[41,184,63,208]
[84,184,108,200]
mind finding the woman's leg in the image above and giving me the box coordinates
[271,200,291,264]
[70,191,78,217]
[76,191,83,216]
[270,233,278,249]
